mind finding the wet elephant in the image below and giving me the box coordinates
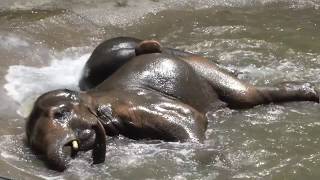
[26,37,319,171]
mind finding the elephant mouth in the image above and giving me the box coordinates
[62,140,80,159]
[48,120,106,171]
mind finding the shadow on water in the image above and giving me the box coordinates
[1,0,320,179]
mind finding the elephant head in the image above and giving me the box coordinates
[26,89,106,171]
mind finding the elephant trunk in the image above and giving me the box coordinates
[92,120,106,164]
[44,120,106,171]
[45,134,77,171]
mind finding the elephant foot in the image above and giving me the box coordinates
[135,40,162,55]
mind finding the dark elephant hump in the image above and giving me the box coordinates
[79,37,142,90]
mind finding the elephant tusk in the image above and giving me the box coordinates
[72,140,79,150]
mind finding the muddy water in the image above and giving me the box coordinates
[1,0,320,179]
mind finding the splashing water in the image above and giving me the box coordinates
[4,53,89,117]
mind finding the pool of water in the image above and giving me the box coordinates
[1,0,320,179]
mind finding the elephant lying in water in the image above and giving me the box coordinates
[26,37,319,171]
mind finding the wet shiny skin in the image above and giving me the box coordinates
[27,37,320,171]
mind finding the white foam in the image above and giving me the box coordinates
[4,53,90,117]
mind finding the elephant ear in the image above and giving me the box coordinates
[135,40,162,55]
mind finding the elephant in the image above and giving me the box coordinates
[26,37,319,171]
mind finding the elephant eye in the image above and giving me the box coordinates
[53,108,71,121]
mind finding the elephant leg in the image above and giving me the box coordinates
[80,37,162,90]
[80,37,141,90]
[175,53,319,108]
[256,82,319,104]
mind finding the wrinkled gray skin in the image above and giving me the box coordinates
[26,37,320,171]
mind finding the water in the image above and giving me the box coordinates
[1,0,320,179]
